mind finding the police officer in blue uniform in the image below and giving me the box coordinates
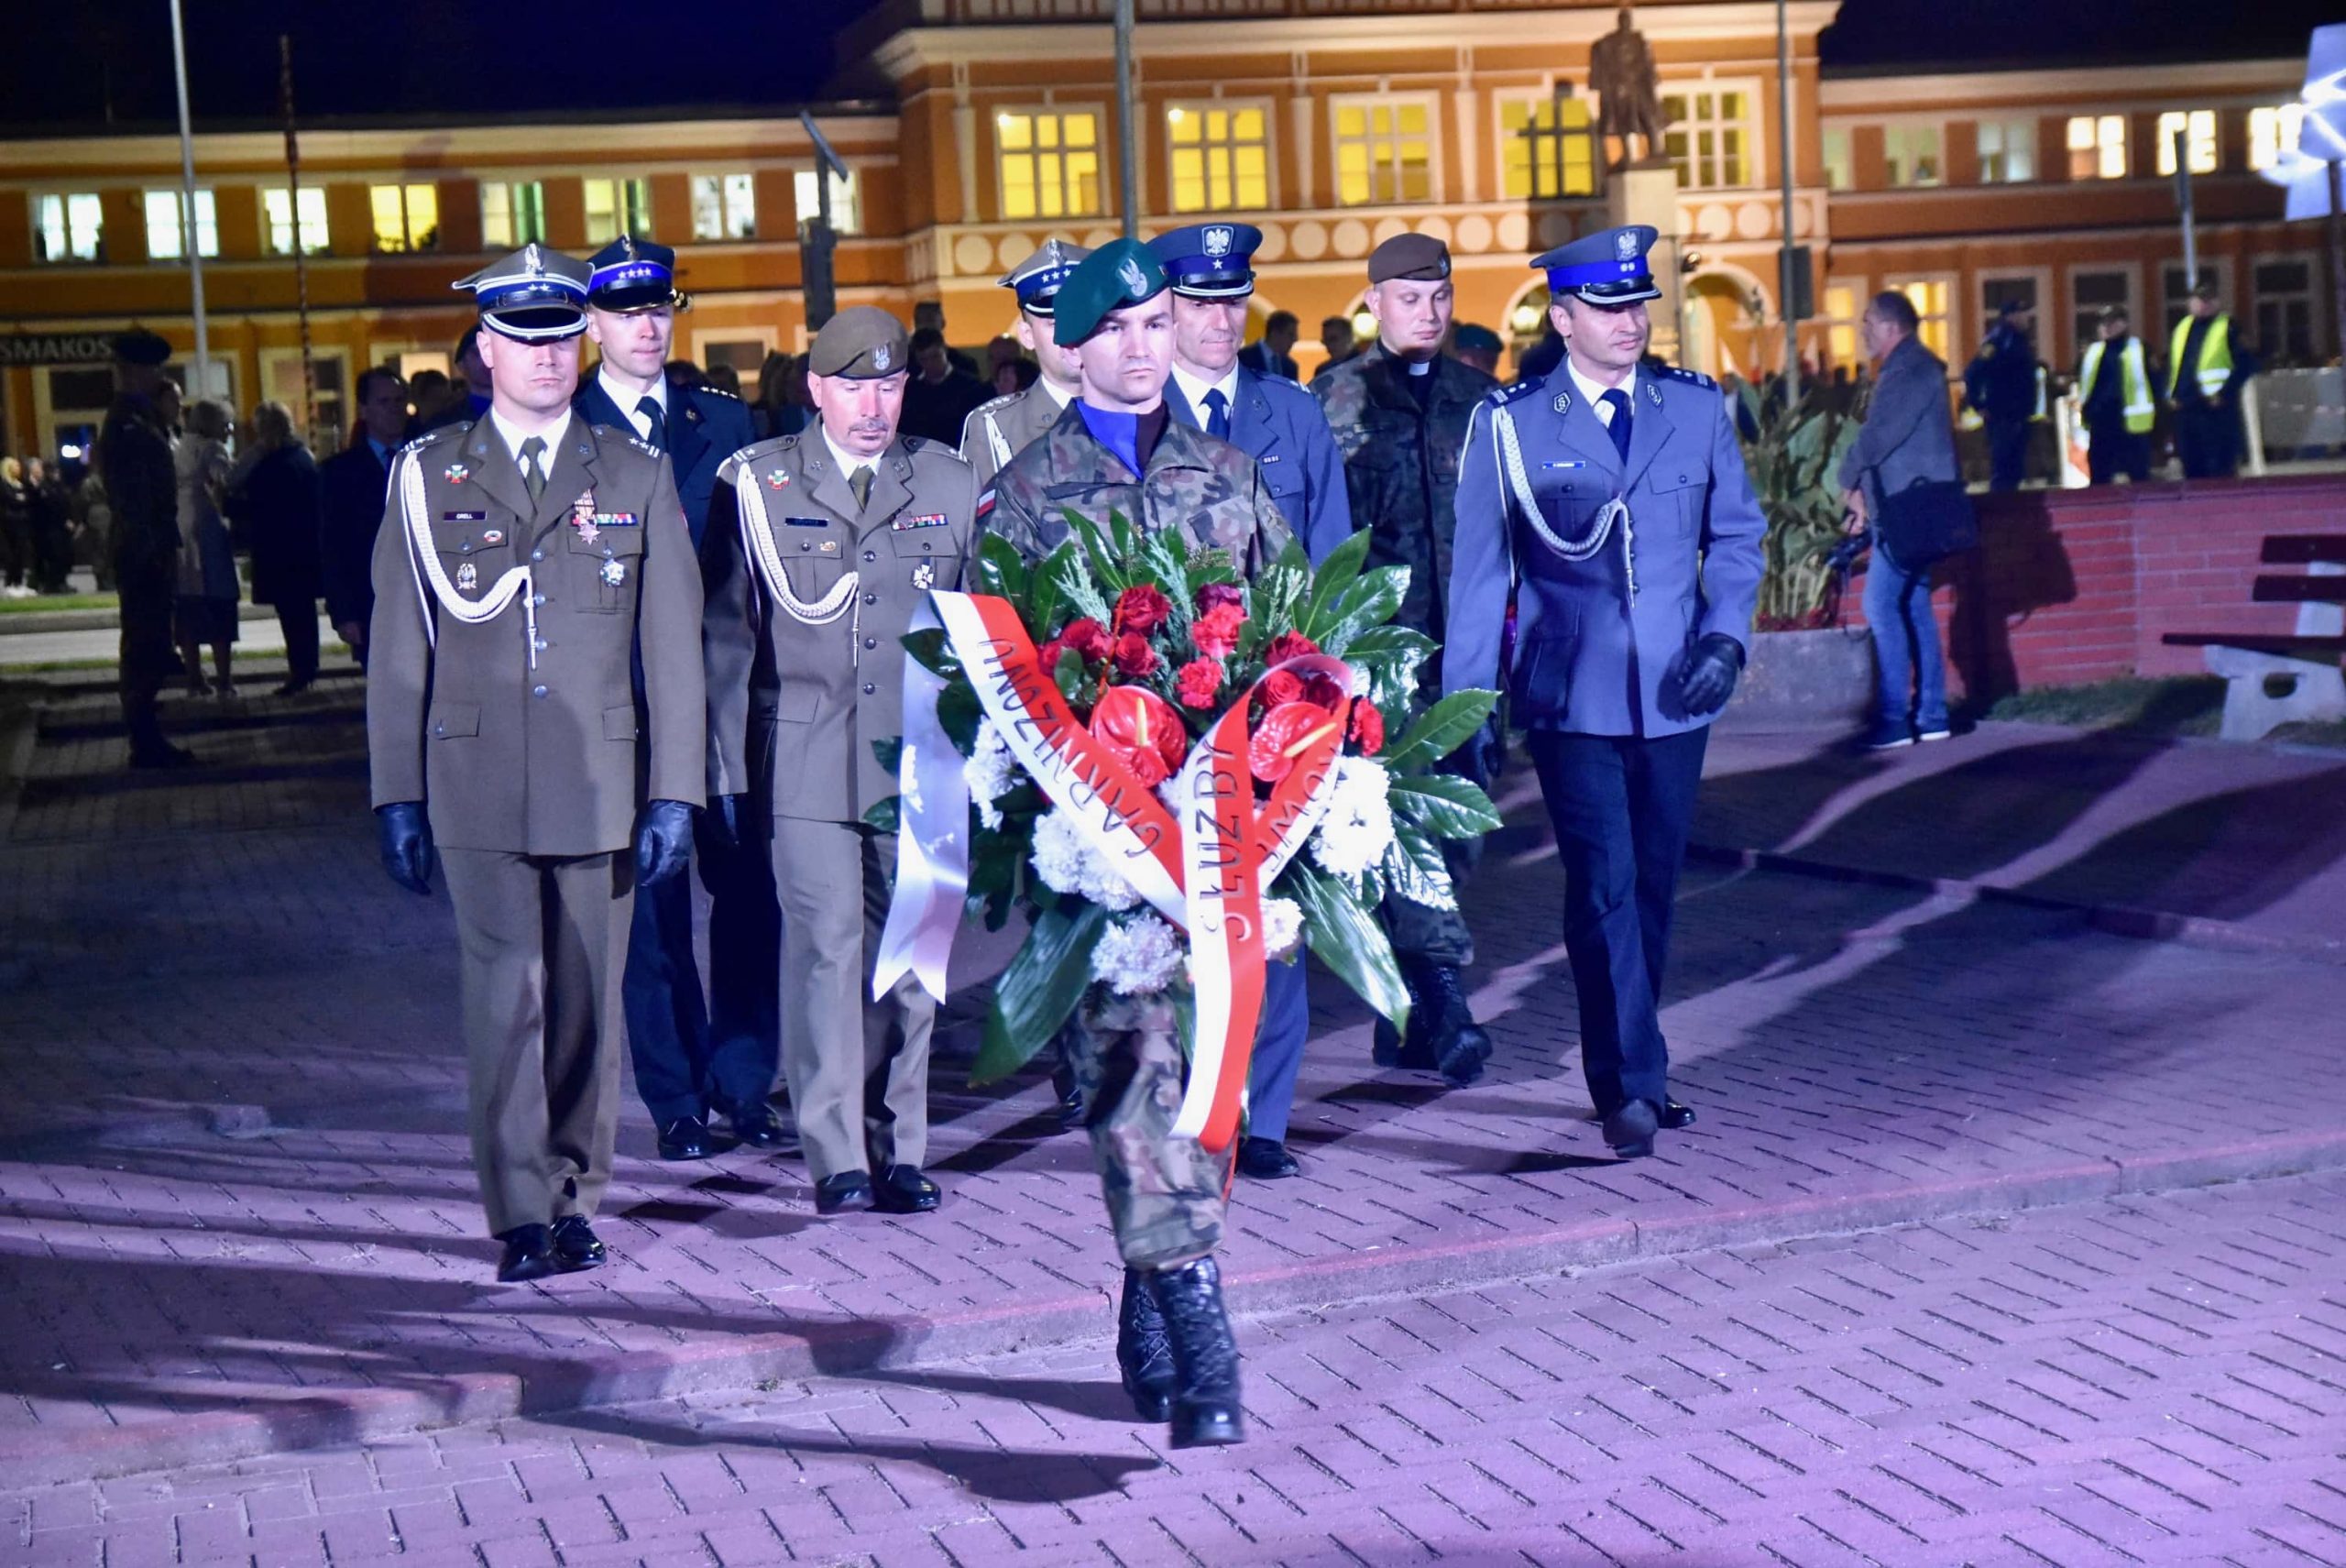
[1965,299,2038,492]
[576,236,780,1161]
[1443,225,1766,1160]
[1147,220,1354,1180]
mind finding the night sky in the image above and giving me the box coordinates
[0,0,2331,133]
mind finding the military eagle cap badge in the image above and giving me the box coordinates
[1616,230,1639,260]
[1203,225,1234,258]
[1119,255,1150,295]
[872,343,893,373]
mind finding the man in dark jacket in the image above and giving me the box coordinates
[320,367,410,668]
[230,401,323,695]
[1964,299,2037,492]
[100,332,190,767]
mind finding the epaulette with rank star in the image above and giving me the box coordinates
[1486,378,1544,407]
[396,422,467,457]
[969,391,1019,418]
[625,434,663,457]
[1659,365,1719,390]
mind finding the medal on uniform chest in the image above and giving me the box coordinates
[765,467,790,490]
[911,560,936,590]
[455,562,478,594]
[444,462,469,484]
[572,490,599,545]
[601,558,627,587]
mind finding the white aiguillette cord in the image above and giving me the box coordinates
[1495,402,1639,603]
[400,451,540,668]
[734,462,865,658]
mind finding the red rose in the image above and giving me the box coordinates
[1248,701,1344,784]
[1259,669,1306,708]
[1113,584,1174,637]
[1112,631,1160,678]
[1195,582,1245,617]
[1300,670,1350,713]
[1176,658,1223,710]
[1264,630,1321,666]
[1060,617,1113,662]
[1191,602,1246,660]
[1349,700,1387,754]
[1091,685,1188,787]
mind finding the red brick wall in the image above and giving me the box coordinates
[1841,476,2346,704]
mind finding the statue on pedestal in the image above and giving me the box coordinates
[1590,5,1669,170]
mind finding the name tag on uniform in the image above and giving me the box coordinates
[594,512,639,528]
[1542,461,1588,470]
[443,510,487,521]
[784,516,829,528]
[893,512,949,531]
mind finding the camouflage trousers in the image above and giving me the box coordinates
[1066,987,1230,1271]
[1381,831,1481,968]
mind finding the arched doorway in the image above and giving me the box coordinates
[1682,269,1776,380]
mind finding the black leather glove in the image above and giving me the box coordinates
[375,802,434,895]
[635,799,695,885]
[1451,718,1503,790]
[1678,633,1745,718]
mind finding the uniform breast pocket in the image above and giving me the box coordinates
[1648,469,1705,533]
[1534,479,1608,548]
[568,522,645,613]
[889,524,959,588]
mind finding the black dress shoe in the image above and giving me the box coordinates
[1602,1099,1661,1159]
[725,1103,784,1149]
[1144,1258,1245,1448]
[1116,1266,1178,1421]
[873,1164,940,1214]
[1659,1099,1695,1131]
[1236,1136,1300,1180]
[655,1114,712,1160]
[551,1215,606,1273]
[814,1172,874,1215]
[495,1224,557,1283]
[127,742,196,770]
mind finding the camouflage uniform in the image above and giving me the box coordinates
[1312,340,1496,970]
[981,399,1288,1270]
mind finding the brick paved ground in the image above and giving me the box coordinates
[4,670,2345,1525]
[6,1171,2343,1565]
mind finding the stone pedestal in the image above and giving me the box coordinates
[1608,159,1683,363]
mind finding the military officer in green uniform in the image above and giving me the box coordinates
[960,238,1090,490]
[367,245,707,1283]
[1312,232,1499,1089]
[982,241,1288,1450]
[703,306,979,1220]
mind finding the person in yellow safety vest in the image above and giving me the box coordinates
[2167,278,2255,479]
[2079,305,2154,484]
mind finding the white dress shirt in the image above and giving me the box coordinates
[821,430,877,490]
[598,368,668,441]
[488,408,574,486]
[1568,358,1639,430]
[1169,362,1242,427]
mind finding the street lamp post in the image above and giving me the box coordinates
[168,0,212,400]
[1114,0,1139,240]
[1776,0,1799,406]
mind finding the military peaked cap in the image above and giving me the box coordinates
[454,244,592,341]
[1535,225,1661,305]
[999,238,1091,314]
[1148,223,1261,299]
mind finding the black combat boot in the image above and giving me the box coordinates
[1144,1257,1244,1448]
[1049,1029,1086,1132]
[1115,1266,1178,1421]
[1420,962,1492,1087]
[1370,959,1436,1070]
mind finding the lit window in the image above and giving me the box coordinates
[996,111,1102,220]
[2066,115,2127,181]
[1820,282,1861,368]
[1822,126,1852,191]
[1168,104,1272,213]
[1332,98,1434,206]
[691,173,758,240]
[1976,119,2034,183]
[583,178,654,244]
[143,189,218,260]
[794,168,861,236]
[369,183,440,253]
[1889,277,1951,359]
[1884,126,1943,188]
[2250,104,2308,170]
[480,181,547,248]
[2154,110,2219,176]
[1661,88,1753,190]
[35,193,104,263]
[1499,94,1596,200]
[264,188,330,256]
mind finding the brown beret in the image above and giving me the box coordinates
[1367,232,1452,285]
[808,305,911,378]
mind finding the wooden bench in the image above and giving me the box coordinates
[2162,534,2346,740]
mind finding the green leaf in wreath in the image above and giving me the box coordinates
[937,677,984,752]
[1309,565,1409,657]
[1388,772,1504,837]
[1384,688,1498,773]
[970,532,1032,606]
[971,902,1112,1085]
[1295,527,1370,638]
[1281,860,1409,1034]
[1384,821,1457,911]
[870,735,904,777]
[900,626,960,678]
[861,795,901,834]
[1342,624,1439,662]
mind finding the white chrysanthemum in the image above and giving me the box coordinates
[964,720,1025,830]
[1092,911,1187,995]
[1030,808,1145,911]
[1261,896,1304,963]
[1307,756,1395,879]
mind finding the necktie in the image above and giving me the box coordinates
[635,395,663,445]
[849,466,873,511]
[1201,387,1230,441]
[1600,389,1633,463]
[519,435,547,504]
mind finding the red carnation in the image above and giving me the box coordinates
[1259,669,1306,708]
[1034,638,1067,675]
[1195,582,1245,617]
[1091,685,1188,787]
[1264,630,1321,665]
[1176,658,1223,710]
[1192,602,1246,660]
[1060,617,1113,662]
[1112,631,1161,678]
[1113,584,1174,637]
[1349,700,1387,754]
[1249,701,1345,784]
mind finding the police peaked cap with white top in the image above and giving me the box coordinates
[1052,240,1170,346]
[1147,223,1263,299]
[998,238,1091,314]
[1534,224,1662,305]
[807,306,910,379]
[454,243,592,341]
[586,236,687,313]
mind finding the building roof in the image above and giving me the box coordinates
[1820,0,2334,76]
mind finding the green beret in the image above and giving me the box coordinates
[808,306,910,378]
[1368,232,1452,286]
[1052,240,1169,346]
